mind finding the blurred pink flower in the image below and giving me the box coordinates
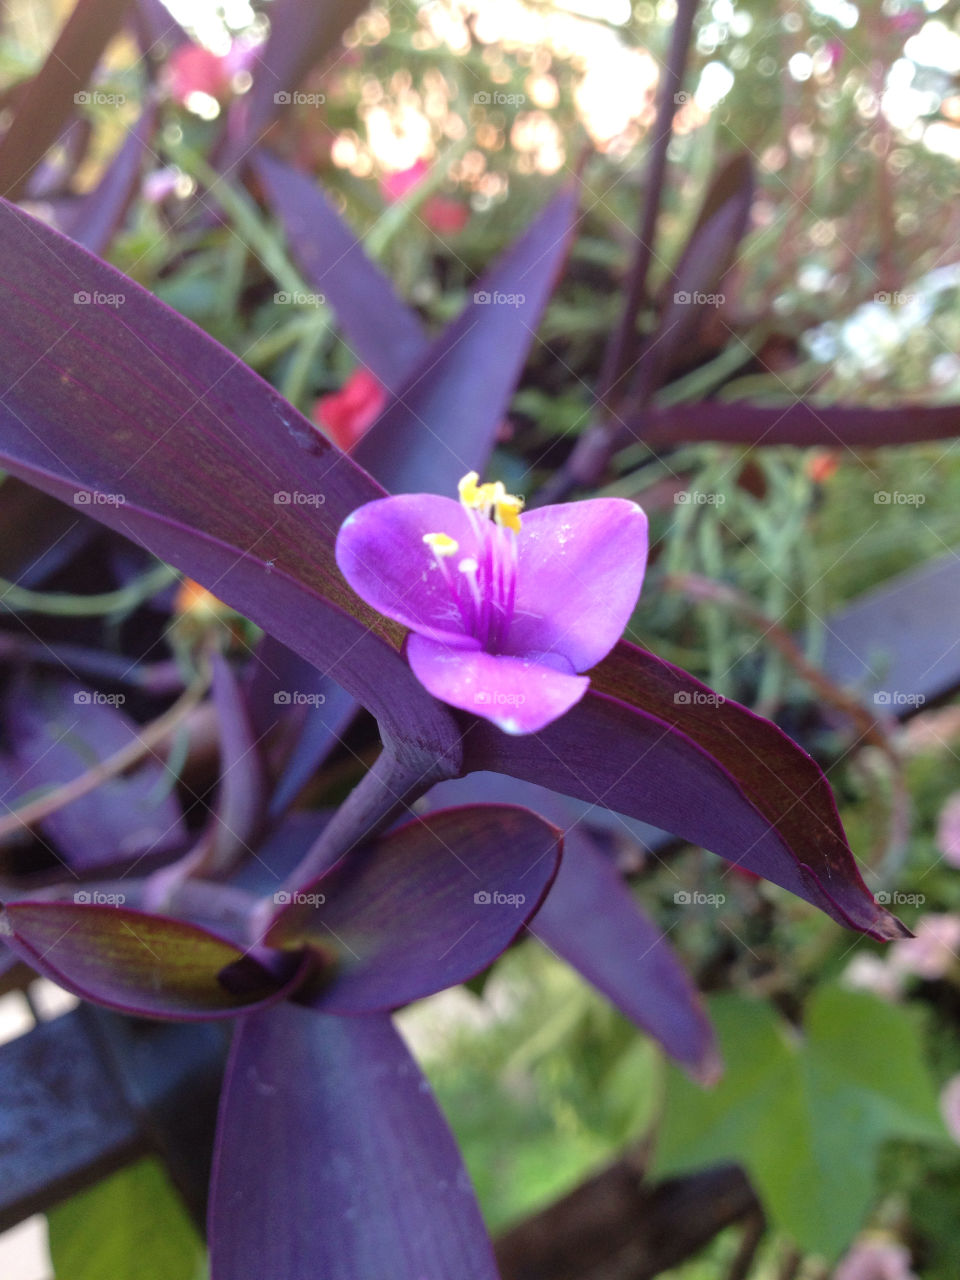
[936,791,960,867]
[312,369,386,452]
[833,1240,918,1280]
[380,161,430,202]
[889,913,960,981]
[380,163,470,237]
[166,40,256,107]
[940,1073,960,1144]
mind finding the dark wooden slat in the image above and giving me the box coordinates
[495,1157,759,1280]
[0,1008,145,1230]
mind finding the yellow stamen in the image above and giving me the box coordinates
[457,472,523,530]
[494,492,524,533]
[458,472,482,508]
[423,532,459,557]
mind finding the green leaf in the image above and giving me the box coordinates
[48,1158,206,1280]
[654,987,947,1259]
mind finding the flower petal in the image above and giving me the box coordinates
[336,494,481,645]
[506,499,648,671]
[407,635,588,734]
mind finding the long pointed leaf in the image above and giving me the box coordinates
[209,1006,500,1280]
[354,184,580,494]
[462,641,904,941]
[253,150,428,391]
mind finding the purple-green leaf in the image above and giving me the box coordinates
[268,804,561,1011]
[0,901,310,1019]
[209,1006,499,1280]
[462,641,905,941]
[0,199,459,761]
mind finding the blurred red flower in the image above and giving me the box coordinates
[313,369,387,452]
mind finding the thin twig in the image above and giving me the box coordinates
[0,674,210,842]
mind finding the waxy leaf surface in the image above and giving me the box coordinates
[462,641,903,940]
[1,901,307,1019]
[0,200,459,759]
[210,1006,499,1280]
[268,804,561,1011]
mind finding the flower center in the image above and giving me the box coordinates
[422,472,524,652]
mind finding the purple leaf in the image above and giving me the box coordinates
[252,151,428,392]
[532,831,719,1080]
[0,0,133,201]
[0,199,460,759]
[462,641,906,941]
[218,0,369,168]
[427,772,716,1078]
[636,152,754,395]
[209,1005,499,1280]
[198,654,268,876]
[0,901,310,1019]
[598,0,699,399]
[634,399,960,448]
[354,185,580,495]
[267,804,561,1011]
[2,675,186,870]
[63,104,157,256]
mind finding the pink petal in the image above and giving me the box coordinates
[407,634,589,733]
[506,499,648,672]
[336,494,481,645]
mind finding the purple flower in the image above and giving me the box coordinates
[336,473,648,733]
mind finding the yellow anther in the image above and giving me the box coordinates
[494,492,523,533]
[458,472,523,530]
[423,532,459,557]
[458,472,483,508]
